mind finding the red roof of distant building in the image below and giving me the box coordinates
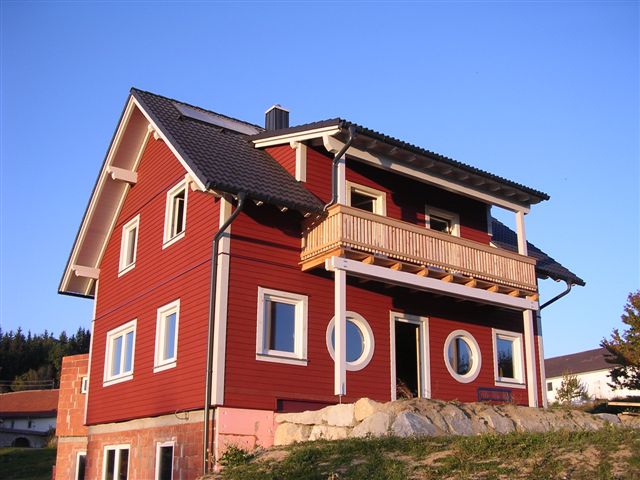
[0,389,59,417]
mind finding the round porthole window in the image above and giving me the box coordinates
[326,312,375,371]
[443,330,481,383]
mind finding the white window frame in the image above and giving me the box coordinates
[326,311,375,372]
[162,178,188,248]
[346,181,387,215]
[80,376,88,394]
[103,320,136,386]
[443,329,481,383]
[154,300,180,372]
[118,214,140,276]
[75,451,87,480]
[102,444,130,480]
[492,328,526,388]
[425,206,460,237]
[155,440,175,480]
[256,287,308,366]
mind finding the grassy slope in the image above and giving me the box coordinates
[219,427,640,480]
[0,447,56,480]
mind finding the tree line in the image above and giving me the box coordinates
[0,327,90,392]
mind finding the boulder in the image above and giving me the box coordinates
[391,411,438,437]
[274,423,311,446]
[477,408,515,434]
[275,408,327,426]
[308,425,349,441]
[595,413,621,425]
[440,404,475,436]
[351,411,393,438]
[326,403,356,427]
[354,397,383,422]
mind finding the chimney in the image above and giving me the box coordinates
[265,105,289,130]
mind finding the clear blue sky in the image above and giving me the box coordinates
[1,1,638,358]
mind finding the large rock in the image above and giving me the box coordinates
[412,401,449,433]
[275,408,327,426]
[392,411,437,437]
[351,411,393,438]
[326,403,356,427]
[618,414,640,428]
[354,398,382,422]
[274,423,311,446]
[568,411,604,431]
[440,404,475,435]
[501,406,552,433]
[308,425,349,441]
[478,408,515,434]
[595,413,621,425]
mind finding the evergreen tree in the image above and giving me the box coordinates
[555,372,589,405]
[602,291,640,390]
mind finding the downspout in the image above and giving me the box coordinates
[540,281,573,310]
[324,125,357,210]
[203,192,247,475]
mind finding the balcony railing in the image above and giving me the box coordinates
[301,204,537,293]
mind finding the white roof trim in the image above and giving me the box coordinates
[252,125,341,148]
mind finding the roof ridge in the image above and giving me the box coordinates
[130,87,264,131]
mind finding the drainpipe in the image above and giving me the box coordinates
[540,281,572,310]
[203,192,247,475]
[324,125,357,210]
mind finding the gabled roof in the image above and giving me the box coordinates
[132,89,324,213]
[0,390,59,417]
[491,218,585,286]
[545,348,612,378]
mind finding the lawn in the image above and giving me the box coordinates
[216,427,640,480]
[0,447,56,480]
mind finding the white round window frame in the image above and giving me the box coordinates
[326,311,375,372]
[443,329,482,384]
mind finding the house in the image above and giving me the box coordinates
[0,389,58,448]
[545,347,640,403]
[56,88,583,479]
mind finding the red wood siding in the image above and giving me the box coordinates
[265,146,296,179]
[88,138,221,425]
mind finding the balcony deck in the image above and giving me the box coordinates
[301,205,538,297]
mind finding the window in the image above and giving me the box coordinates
[103,445,129,480]
[75,451,87,480]
[155,442,174,480]
[118,215,140,275]
[346,181,386,215]
[443,330,481,383]
[547,382,553,392]
[163,179,188,248]
[492,329,525,387]
[80,376,88,394]
[256,288,308,366]
[154,300,180,372]
[326,311,375,371]
[425,206,460,236]
[104,320,136,386]
[28,420,34,428]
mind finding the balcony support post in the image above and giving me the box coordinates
[515,210,528,256]
[523,309,539,407]
[334,267,347,396]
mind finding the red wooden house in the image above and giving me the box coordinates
[56,89,583,479]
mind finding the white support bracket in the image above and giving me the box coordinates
[289,141,307,182]
[72,265,100,280]
[107,166,138,185]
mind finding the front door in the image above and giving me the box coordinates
[392,314,430,400]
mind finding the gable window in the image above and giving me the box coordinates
[155,442,174,480]
[425,206,460,236]
[326,311,375,371]
[492,329,525,387]
[118,215,140,275]
[154,300,180,372]
[256,287,308,366]
[104,320,136,386]
[103,445,129,480]
[346,181,386,215]
[163,180,188,248]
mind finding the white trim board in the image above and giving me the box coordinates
[252,125,341,148]
[325,256,539,311]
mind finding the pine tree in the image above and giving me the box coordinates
[555,372,589,405]
[601,291,640,390]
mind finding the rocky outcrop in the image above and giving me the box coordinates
[273,397,639,446]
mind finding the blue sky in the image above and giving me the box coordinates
[1,1,638,358]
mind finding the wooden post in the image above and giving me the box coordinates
[334,268,347,396]
[523,309,539,407]
[515,210,528,256]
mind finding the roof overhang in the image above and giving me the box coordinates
[59,95,207,298]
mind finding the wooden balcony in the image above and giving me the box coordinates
[301,205,538,296]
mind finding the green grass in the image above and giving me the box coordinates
[217,427,640,480]
[0,447,56,480]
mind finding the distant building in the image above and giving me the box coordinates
[0,389,58,448]
[545,347,640,403]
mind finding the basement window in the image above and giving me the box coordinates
[80,376,88,394]
[444,330,481,383]
[155,441,174,480]
[103,445,129,480]
[425,206,460,236]
[154,300,180,372]
[326,311,375,371]
[492,329,525,387]
[163,179,188,248]
[118,215,140,275]
[256,288,308,366]
[75,451,86,480]
[104,320,136,386]
[346,181,386,215]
